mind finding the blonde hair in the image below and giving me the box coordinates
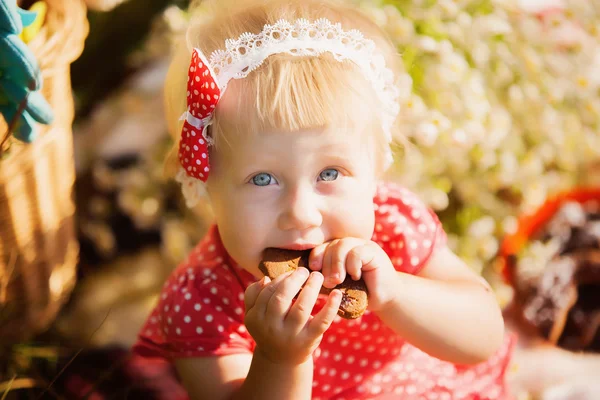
[164,0,404,177]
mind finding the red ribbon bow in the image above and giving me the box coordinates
[178,49,221,182]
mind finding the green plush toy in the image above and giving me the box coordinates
[0,0,53,143]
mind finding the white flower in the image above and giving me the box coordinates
[456,12,472,29]
[522,182,549,213]
[362,6,387,27]
[471,42,491,67]
[440,52,469,82]
[476,150,498,170]
[427,188,450,210]
[438,0,460,18]
[498,152,519,185]
[436,92,463,115]
[507,84,525,104]
[387,17,415,43]
[477,14,513,36]
[416,36,439,53]
[400,94,427,115]
[493,62,514,87]
[444,22,466,45]
[519,16,545,44]
[353,0,600,273]
[468,216,496,237]
[502,216,518,235]
[450,128,470,147]
[478,237,499,260]
[521,154,544,177]
[462,120,486,144]
[415,122,439,147]
[545,15,589,48]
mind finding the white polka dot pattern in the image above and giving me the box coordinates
[373,183,447,275]
[135,225,256,357]
[134,183,515,399]
[178,49,221,183]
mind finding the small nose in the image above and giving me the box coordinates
[277,184,323,231]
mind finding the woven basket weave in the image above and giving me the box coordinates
[0,0,88,343]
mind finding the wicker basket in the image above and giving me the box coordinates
[0,0,88,343]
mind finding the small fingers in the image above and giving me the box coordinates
[307,289,342,336]
[309,244,327,271]
[253,271,292,314]
[323,239,360,288]
[330,240,358,287]
[286,272,324,329]
[346,245,367,280]
[355,242,378,272]
[244,276,270,310]
[265,268,310,319]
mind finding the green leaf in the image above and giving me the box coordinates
[414,19,447,41]
[456,206,485,233]
[465,0,495,16]
[401,46,425,92]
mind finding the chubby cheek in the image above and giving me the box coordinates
[215,204,272,277]
[208,178,271,276]
[222,233,264,277]
[329,192,375,240]
[356,198,376,239]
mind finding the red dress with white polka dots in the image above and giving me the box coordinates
[134,182,516,399]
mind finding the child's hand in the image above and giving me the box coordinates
[309,238,397,312]
[244,269,342,365]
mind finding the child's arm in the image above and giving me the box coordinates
[175,269,341,400]
[311,238,504,365]
[175,352,313,400]
[375,245,505,365]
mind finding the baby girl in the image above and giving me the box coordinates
[134,0,515,398]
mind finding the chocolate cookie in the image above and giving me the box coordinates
[259,248,368,319]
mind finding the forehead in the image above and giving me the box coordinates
[221,124,372,163]
[214,124,375,176]
[210,55,381,149]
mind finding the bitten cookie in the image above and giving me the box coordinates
[259,248,368,319]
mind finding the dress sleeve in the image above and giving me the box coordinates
[373,183,447,276]
[134,238,255,359]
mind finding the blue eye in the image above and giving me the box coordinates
[319,168,339,182]
[251,173,276,186]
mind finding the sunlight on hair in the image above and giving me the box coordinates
[213,55,378,142]
[163,0,406,178]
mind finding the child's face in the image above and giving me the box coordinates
[206,125,378,277]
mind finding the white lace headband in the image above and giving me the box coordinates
[177,17,401,207]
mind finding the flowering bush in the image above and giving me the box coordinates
[354,0,600,274]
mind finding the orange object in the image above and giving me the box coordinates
[498,187,600,287]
